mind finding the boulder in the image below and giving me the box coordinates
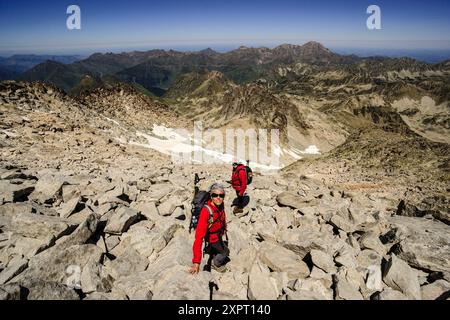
[104,206,140,234]
[329,214,354,233]
[23,280,80,300]
[388,216,450,273]
[248,260,279,300]
[112,271,155,300]
[105,248,148,280]
[157,196,182,216]
[294,278,333,300]
[310,249,337,274]
[212,272,249,300]
[0,181,35,203]
[259,241,310,280]
[28,175,67,204]
[285,288,326,300]
[11,213,74,240]
[276,192,316,210]
[59,196,81,218]
[359,231,386,256]
[421,280,450,300]
[310,267,333,288]
[0,258,28,285]
[0,284,21,300]
[80,261,112,294]
[383,254,421,300]
[131,201,159,221]
[277,229,329,259]
[356,249,382,269]
[334,273,364,300]
[376,287,408,300]
[55,213,99,250]
[151,265,211,300]
[13,244,103,285]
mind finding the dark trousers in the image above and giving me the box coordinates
[205,240,230,268]
[235,191,244,208]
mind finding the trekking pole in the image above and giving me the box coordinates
[190,173,205,233]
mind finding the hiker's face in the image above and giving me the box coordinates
[211,191,225,206]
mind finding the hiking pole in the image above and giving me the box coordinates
[190,173,205,233]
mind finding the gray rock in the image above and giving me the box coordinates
[105,235,121,252]
[0,181,35,203]
[276,192,316,210]
[0,258,28,285]
[0,284,21,300]
[29,175,67,204]
[294,278,333,300]
[112,271,155,300]
[248,260,279,300]
[334,274,364,300]
[383,254,421,300]
[310,249,337,274]
[59,196,81,218]
[80,261,111,294]
[388,216,450,273]
[359,231,386,256]
[13,244,103,285]
[212,272,249,300]
[309,267,333,288]
[151,265,211,300]
[56,213,98,250]
[421,280,450,300]
[277,228,328,259]
[329,214,354,233]
[131,201,159,221]
[376,287,408,300]
[286,288,327,300]
[356,249,382,269]
[11,213,74,240]
[24,280,80,300]
[104,206,140,235]
[105,247,148,280]
[157,196,182,216]
[61,185,81,203]
[259,241,310,280]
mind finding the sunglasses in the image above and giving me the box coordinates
[211,193,225,199]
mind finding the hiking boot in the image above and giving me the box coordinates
[211,262,227,273]
[233,206,244,214]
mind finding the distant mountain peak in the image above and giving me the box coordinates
[200,48,218,55]
[301,41,331,52]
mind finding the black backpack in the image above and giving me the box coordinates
[189,190,213,232]
[236,165,253,185]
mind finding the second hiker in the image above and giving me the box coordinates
[230,161,248,214]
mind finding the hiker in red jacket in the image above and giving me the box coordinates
[231,162,247,214]
[189,183,229,274]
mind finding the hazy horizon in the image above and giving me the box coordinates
[1,43,450,64]
[1,0,450,62]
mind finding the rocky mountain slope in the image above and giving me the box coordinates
[0,79,449,300]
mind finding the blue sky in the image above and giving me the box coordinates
[1,0,450,56]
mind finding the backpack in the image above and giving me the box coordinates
[189,190,214,232]
[236,165,253,185]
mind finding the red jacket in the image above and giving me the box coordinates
[192,200,227,264]
[231,164,247,196]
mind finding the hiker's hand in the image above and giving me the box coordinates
[189,263,200,274]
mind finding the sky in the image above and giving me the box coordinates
[1,0,450,57]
